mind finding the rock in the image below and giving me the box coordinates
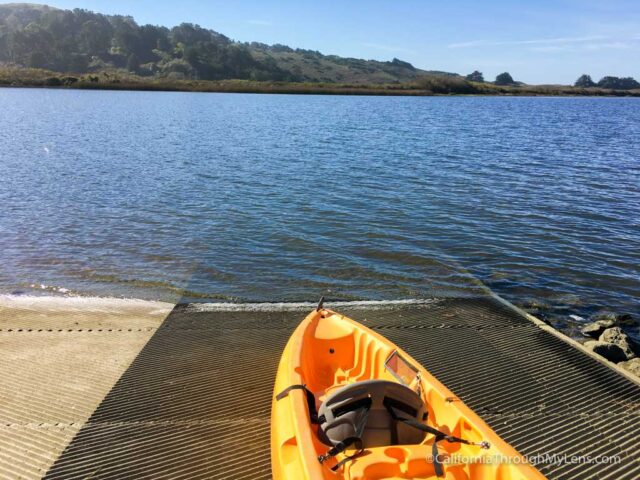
[581,319,616,338]
[599,327,636,360]
[590,311,618,322]
[583,341,629,363]
[616,313,635,326]
[520,299,549,315]
[599,326,623,341]
[551,293,582,307]
[618,358,640,378]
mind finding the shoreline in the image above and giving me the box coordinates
[2,293,637,379]
[2,292,634,331]
[2,292,636,321]
[0,293,173,312]
[0,294,174,330]
[0,293,447,313]
[2,67,640,97]
[4,83,640,98]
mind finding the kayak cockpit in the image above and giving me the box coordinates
[300,310,398,395]
[297,311,487,477]
[271,308,546,480]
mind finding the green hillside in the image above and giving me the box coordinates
[0,3,454,83]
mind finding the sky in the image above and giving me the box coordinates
[41,0,640,84]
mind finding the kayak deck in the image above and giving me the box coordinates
[21,298,640,479]
[271,308,545,479]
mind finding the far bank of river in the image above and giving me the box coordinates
[2,66,640,97]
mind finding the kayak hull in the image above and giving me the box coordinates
[271,308,546,480]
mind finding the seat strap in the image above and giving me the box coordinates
[318,397,372,471]
[275,384,319,424]
[383,397,490,478]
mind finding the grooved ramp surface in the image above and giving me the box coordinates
[0,298,171,480]
[4,298,640,479]
[44,309,292,480]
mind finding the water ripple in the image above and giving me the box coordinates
[0,90,638,327]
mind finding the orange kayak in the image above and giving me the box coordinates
[271,304,546,480]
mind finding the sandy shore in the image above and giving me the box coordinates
[0,294,174,329]
[0,295,174,479]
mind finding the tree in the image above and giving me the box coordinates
[416,75,479,94]
[390,58,415,70]
[495,72,515,85]
[170,23,213,46]
[574,74,596,88]
[126,53,140,72]
[597,76,640,90]
[44,76,62,86]
[465,70,484,82]
[79,19,112,54]
[111,16,141,58]
[0,3,464,84]
[28,51,47,68]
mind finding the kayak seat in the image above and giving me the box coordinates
[317,379,427,448]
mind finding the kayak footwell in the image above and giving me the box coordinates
[16,297,639,479]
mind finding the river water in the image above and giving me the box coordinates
[1,88,638,334]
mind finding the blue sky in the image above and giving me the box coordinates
[42,0,640,84]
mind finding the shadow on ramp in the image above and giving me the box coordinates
[45,298,640,480]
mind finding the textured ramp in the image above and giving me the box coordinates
[45,308,292,480]
[36,298,640,479]
[0,298,170,480]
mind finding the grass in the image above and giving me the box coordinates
[2,66,639,97]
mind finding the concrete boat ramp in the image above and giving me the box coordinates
[1,296,639,479]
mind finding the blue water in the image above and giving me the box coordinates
[1,88,639,328]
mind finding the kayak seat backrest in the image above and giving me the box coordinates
[317,380,427,447]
